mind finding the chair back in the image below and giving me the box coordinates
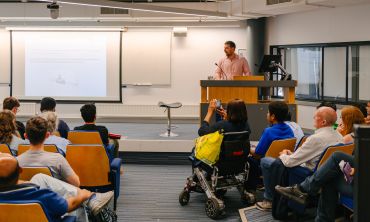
[68,131,103,144]
[19,167,53,181]
[316,143,354,170]
[66,144,110,187]
[0,144,12,155]
[216,131,250,175]
[0,202,49,222]
[17,144,59,156]
[265,138,297,158]
[295,135,308,151]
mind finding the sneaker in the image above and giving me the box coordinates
[275,185,308,205]
[256,199,272,211]
[87,191,114,216]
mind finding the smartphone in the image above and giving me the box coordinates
[215,100,222,109]
[339,160,354,184]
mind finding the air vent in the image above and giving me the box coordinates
[266,0,292,5]
[100,7,129,15]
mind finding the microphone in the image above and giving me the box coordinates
[215,63,227,80]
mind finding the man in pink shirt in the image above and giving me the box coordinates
[214,41,251,80]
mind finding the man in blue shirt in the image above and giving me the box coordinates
[245,101,294,203]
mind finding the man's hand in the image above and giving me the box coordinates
[67,189,93,212]
[216,108,227,120]
[350,168,355,176]
[279,149,292,156]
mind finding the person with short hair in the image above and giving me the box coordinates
[284,112,304,148]
[0,152,114,222]
[257,107,344,211]
[214,41,251,80]
[246,101,294,200]
[18,116,79,187]
[3,97,25,139]
[74,103,109,146]
[0,111,27,154]
[38,111,71,154]
[40,97,70,139]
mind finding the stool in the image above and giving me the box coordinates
[158,101,182,137]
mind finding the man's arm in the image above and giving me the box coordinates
[66,189,92,212]
[242,57,251,76]
[279,136,318,168]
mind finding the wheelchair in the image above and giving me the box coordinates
[179,131,255,219]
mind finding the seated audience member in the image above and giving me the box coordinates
[251,101,294,157]
[257,107,343,211]
[0,152,113,222]
[353,102,368,119]
[74,104,109,146]
[40,97,70,139]
[317,101,338,130]
[284,112,304,148]
[18,117,80,187]
[276,151,353,222]
[246,101,294,195]
[198,99,250,136]
[3,97,25,139]
[337,106,364,144]
[0,111,27,155]
[39,111,71,154]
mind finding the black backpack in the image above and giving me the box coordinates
[270,159,290,220]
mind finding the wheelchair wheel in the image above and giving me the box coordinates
[179,190,190,206]
[205,198,222,219]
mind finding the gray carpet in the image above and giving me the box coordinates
[117,164,250,221]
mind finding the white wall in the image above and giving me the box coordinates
[267,3,370,46]
[0,26,249,118]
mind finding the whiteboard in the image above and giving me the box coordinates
[122,31,171,85]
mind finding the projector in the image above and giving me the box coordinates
[47,2,60,19]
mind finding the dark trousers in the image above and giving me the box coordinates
[300,152,353,222]
[245,157,262,191]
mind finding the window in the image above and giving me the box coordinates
[271,42,370,103]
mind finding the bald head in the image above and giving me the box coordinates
[0,153,20,188]
[314,107,337,129]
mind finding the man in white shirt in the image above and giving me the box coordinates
[257,107,343,211]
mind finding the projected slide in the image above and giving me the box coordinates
[25,35,106,97]
[12,31,121,101]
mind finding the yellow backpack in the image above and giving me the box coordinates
[194,130,224,166]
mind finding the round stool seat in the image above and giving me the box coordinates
[158,102,182,109]
[158,101,182,137]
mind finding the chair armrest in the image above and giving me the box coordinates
[110,158,122,199]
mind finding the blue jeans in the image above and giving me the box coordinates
[300,152,353,222]
[260,157,276,201]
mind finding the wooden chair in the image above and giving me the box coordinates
[0,201,75,222]
[0,144,12,155]
[316,143,354,169]
[66,144,121,209]
[68,131,103,144]
[19,167,53,181]
[265,138,297,158]
[17,144,59,156]
[295,135,308,151]
[0,203,48,222]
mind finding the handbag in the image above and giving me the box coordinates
[194,130,224,165]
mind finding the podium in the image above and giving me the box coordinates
[200,77,297,140]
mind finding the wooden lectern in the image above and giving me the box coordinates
[200,77,297,140]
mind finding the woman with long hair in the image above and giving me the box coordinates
[337,105,365,144]
[0,110,26,154]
